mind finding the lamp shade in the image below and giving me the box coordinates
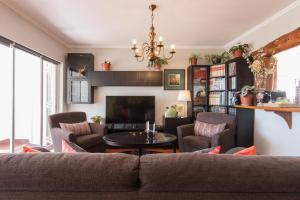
[177,90,191,102]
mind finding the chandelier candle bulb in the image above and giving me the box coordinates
[132,39,137,45]
[171,44,175,50]
[159,36,163,42]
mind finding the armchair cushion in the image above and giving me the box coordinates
[194,121,226,137]
[60,121,92,136]
[182,135,210,152]
[76,133,103,149]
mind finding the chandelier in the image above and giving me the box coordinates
[131,4,176,62]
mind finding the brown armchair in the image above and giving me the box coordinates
[48,112,107,152]
[177,112,236,153]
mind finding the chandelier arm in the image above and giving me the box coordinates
[162,46,174,60]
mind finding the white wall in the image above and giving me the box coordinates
[67,48,224,124]
[0,2,67,111]
[0,2,66,62]
[233,2,300,155]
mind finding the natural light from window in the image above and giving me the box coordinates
[275,45,300,102]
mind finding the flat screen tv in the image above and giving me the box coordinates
[106,96,155,124]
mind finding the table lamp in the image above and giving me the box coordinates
[177,90,191,117]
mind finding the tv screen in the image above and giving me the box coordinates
[106,96,155,124]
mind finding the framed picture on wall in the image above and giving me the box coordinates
[164,69,185,90]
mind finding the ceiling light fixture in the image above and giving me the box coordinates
[131,4,176,63]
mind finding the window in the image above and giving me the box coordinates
[275,45,300,102]
[0,37,60,152]
[0,44,13,153]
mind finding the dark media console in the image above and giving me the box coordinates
[107,123,164,133]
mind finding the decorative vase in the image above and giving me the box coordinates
[233,49,243,58]
[164,107,178,118]
[240,94,253,106]
[254,73,267,91]
[190,58,197,65]
[102,63,111,71]
[256,90,265,106]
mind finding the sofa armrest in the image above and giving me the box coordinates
[89,123,108,136]
[50,128,77,152]
[177,124,195,152]
[177,124,195,138]
[211,129,235,153]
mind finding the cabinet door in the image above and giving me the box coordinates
[70,80,81,102]
[68,79,92,104]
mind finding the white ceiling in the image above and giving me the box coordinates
[2,0,297,48]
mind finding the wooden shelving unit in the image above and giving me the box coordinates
[187,57,255,147]
[235,105,300,129]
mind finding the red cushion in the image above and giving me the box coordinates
[234,146,257,155]
[22,146,41,153]
[208,146,221,154]
[62,140,76,153]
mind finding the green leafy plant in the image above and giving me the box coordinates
[90,115,104,123]
[189,53,201,62]
[103,60,111,64]
[205,51,230,64]
[229,43,251,56]
[240,85,255,97]
[147,57,168,69]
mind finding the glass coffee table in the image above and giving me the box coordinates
[103,131,177,156]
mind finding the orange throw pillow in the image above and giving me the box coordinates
[22,146,41,153]
[62,140,76,153]
[234,146,257,155]
[208,146,221,154]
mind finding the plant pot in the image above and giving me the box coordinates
[233,49,243,58]
[102,63,111,71]
[211,57,222,64]
[240,94,253,106]
[154,64,162,71]
[190,58,197,65]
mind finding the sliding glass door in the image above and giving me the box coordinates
[14,49,42,152]
[43,60,58,146]
[0,44,13,153]
[0,38,60,152]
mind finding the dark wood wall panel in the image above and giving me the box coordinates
[90,71,163,87]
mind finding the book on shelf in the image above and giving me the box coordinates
[210,64,225,77]
[228,91,237,106]
[228,108,236,115]
[194,68,207,81]
[209,106,227,113]
[228,62,236,76]
[209,78,225,91]
[228,77,236,90]
[209,92,226,105]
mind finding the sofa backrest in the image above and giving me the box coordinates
[139,153,300,193]
[0,153,139,192]
[196,112,236,130]
[48,112,87,128]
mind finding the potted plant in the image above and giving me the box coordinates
[102,60,111,71]
[90,115,104,124]
[229,43,251,58]
[189,53,201,65]
[147,57,168,70]
[205,51,230,64]
[239,85,255,106]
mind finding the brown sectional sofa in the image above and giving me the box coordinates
[0,153,300,200]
